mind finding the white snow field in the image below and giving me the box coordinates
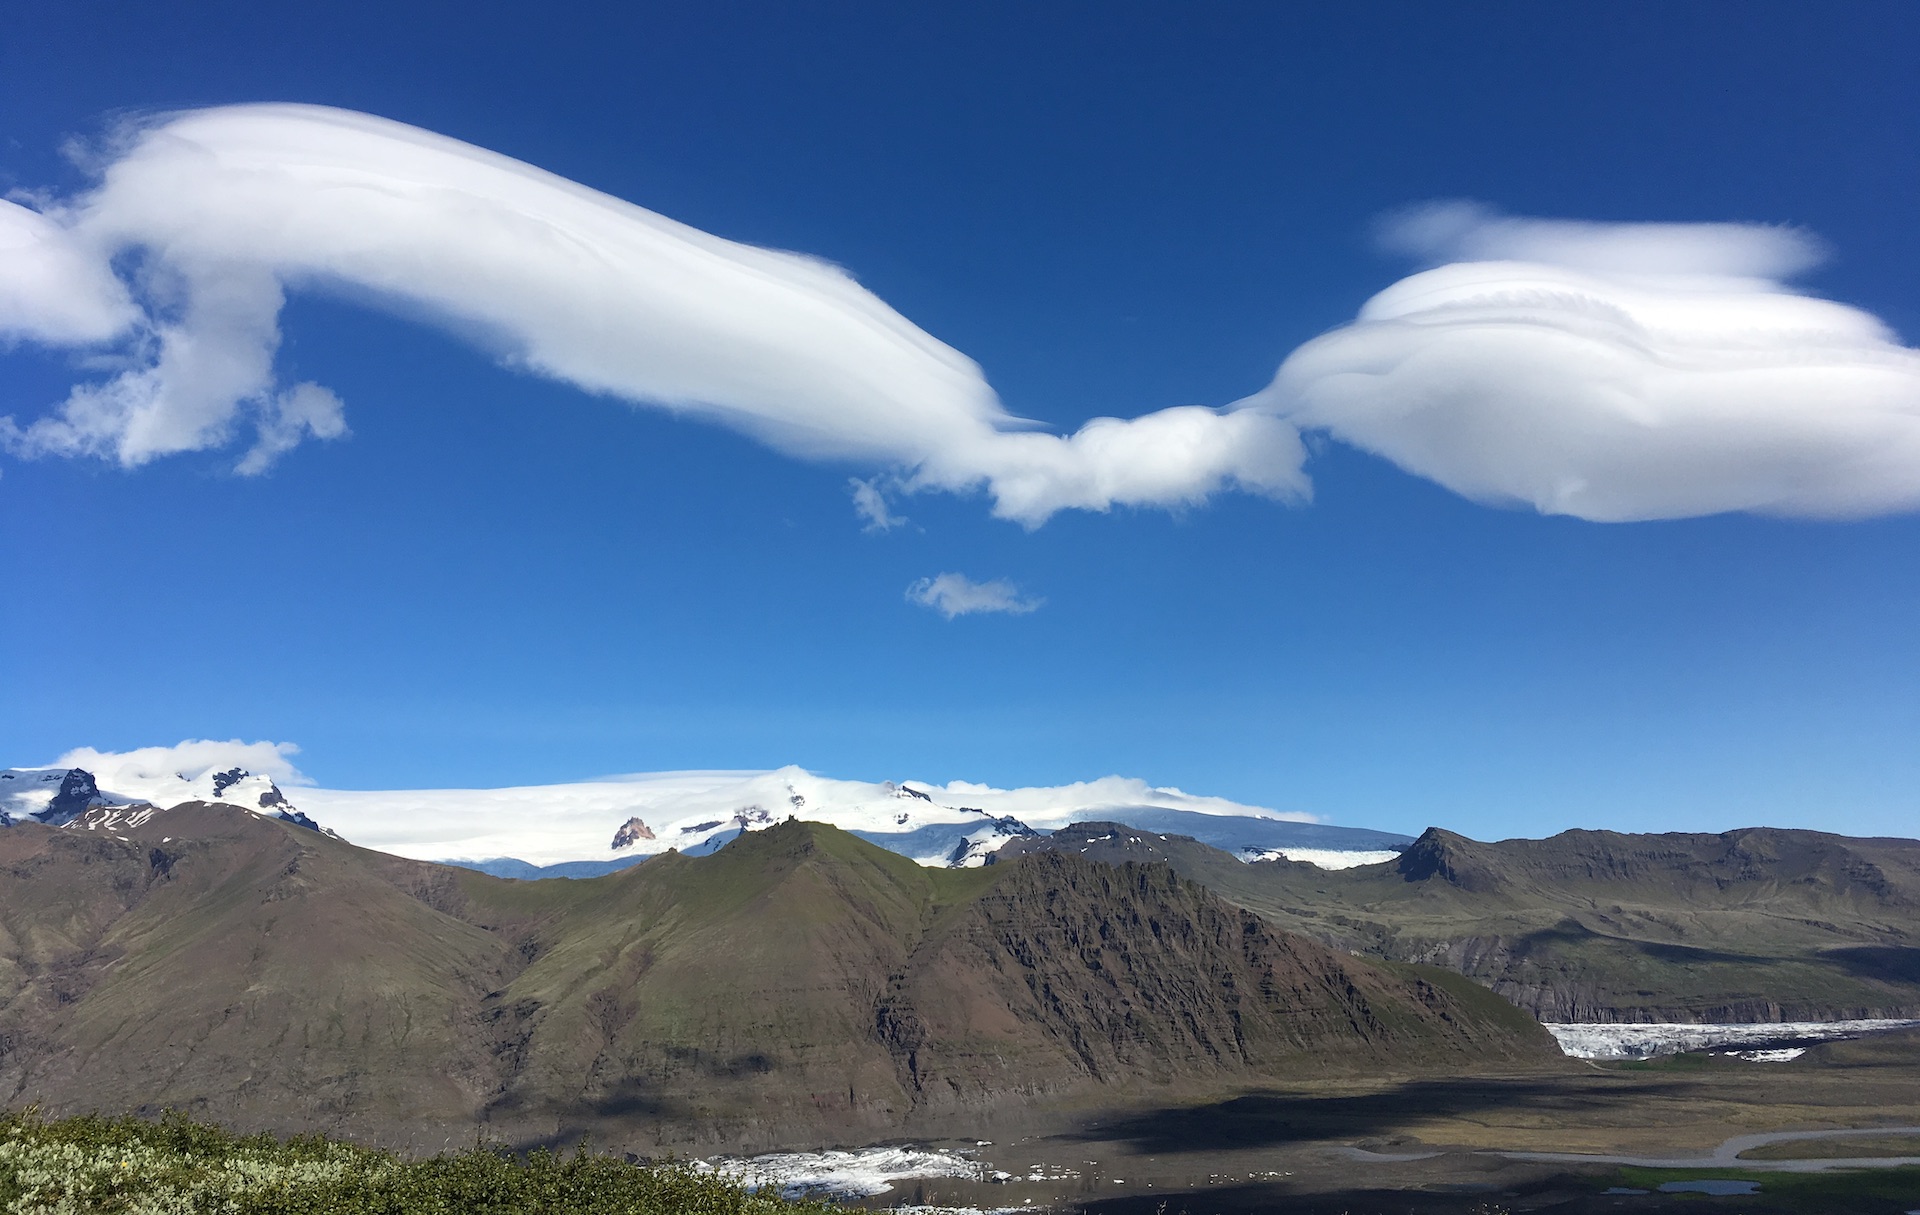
[292,767,1337,868]
[1545,1019,1920,1060]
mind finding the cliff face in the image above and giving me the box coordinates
[1004,822,1920,1024]
[0,810,1557,1150]
[878,853,1547,1112]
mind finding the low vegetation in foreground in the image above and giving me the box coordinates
[0,1111,839,1215]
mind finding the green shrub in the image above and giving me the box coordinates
[0,1110,841,1215]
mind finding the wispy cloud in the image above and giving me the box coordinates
[905,572,1042,619]
[1241,202,1920,522]
[0,104,1304,523]
[849,476,908,532]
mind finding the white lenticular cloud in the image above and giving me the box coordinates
[0,199,138,344]
[11,119,1920,527]
[905,572,1042,618]
[0,103,1303,522]
[1241,202,1920,521]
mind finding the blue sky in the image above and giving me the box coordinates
[4,2,1919,840]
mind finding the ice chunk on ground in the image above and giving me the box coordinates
[702,1146,987,1199]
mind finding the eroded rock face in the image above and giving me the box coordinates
[611,816,656,850]
[37,769,108,826]
[210,767,248,799]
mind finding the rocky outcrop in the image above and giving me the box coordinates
[209,767,248,799]
[610,816,655,849]
[34,769,110,826]
[1394,827,1507,892]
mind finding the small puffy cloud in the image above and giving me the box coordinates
[849,476,908,532]
[906,572,1042,619]
[53,738,310,788]
[235,382,349,475]
[1242,203,1920,522]
[0,104,1304,518]
[926,404,1306,528]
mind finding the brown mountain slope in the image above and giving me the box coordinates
[1001,822,1920,1022]
[0,807,1556,1148]
[0,803,513,1141]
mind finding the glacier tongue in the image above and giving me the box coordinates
[1545,1019,1920,1060]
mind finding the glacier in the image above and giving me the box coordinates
[1545,1019,1920,1060]
[3,753,1410,874]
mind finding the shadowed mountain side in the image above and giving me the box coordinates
[999,822,1920,1022]
[0,808,1557,1150]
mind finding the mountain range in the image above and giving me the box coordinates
[0,802,1552,1149]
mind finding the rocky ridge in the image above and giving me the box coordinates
[1002,821,1920,1023]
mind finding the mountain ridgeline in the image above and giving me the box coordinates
[999,822,1920,1023]
[0,806,1553,1150]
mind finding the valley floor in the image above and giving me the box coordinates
[828,1040,1920,1214]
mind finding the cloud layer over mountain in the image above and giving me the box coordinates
[53,738,309,790]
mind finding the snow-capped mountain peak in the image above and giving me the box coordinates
[2,756,333,837]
